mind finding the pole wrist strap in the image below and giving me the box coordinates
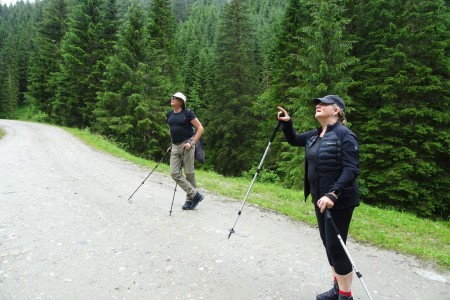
[324,193,337,202]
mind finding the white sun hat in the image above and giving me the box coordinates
[172,92,187,103]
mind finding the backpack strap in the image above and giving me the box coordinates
[166,110,173,124]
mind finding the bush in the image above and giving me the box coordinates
[242,167,281,184]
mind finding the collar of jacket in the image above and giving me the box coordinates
[316,121,339,135]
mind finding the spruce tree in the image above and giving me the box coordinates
[95,0,167,158]
[349,0,450,218]
[176,0,222,117]
[172,0,196,23]
[248,0,287,90]
[27,0,68,118]
[255,0,309,184]
[188,48,214,118]
[52,0,113,127]
[0,12,10,117]
[207,0,260,176]
[146,0,180,108]
[0,31,19,118]
[257,0,357,186]
[3,1,34,103]
[0,1,37,117]
[93,0,118,99]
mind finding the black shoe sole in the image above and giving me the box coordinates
[182,202,193,210]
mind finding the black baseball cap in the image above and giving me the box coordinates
[314,95,346,112]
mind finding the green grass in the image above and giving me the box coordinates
[5,108,449,270]
[65,127,450,271]
[0,128,5,139]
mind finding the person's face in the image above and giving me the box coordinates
[315,102,337,119]
[170,96,184,108]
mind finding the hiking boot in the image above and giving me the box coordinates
[316,282,339,300]
[182,201,193,210]
[338,295,353,300]
[190,192,204,209]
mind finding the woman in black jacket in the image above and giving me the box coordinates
[277,95,360,300]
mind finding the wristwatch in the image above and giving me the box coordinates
[191,141,196,146]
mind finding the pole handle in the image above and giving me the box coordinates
[325,209,341,236]
[269,121,281,142]
[269,113,284,143]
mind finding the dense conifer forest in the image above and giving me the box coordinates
[0,0,448,219]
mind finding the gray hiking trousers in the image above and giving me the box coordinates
[170,142,197,200]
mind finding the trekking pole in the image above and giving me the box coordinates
[228,117,283,239]
[325,210,374,300]
[128,148,170,203]
[169,148,185,216]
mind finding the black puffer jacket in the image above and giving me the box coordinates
[282,120,360,209]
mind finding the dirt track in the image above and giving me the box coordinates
[0,119,449,300]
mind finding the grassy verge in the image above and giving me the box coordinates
[0,128,5,139]
[66,127,450,271]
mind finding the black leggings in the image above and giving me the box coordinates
[315,206,355,275]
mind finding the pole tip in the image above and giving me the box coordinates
[228,228,235,239]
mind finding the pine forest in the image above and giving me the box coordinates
[0,0,448,219]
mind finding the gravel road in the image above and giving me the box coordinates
[0,119,449,300]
